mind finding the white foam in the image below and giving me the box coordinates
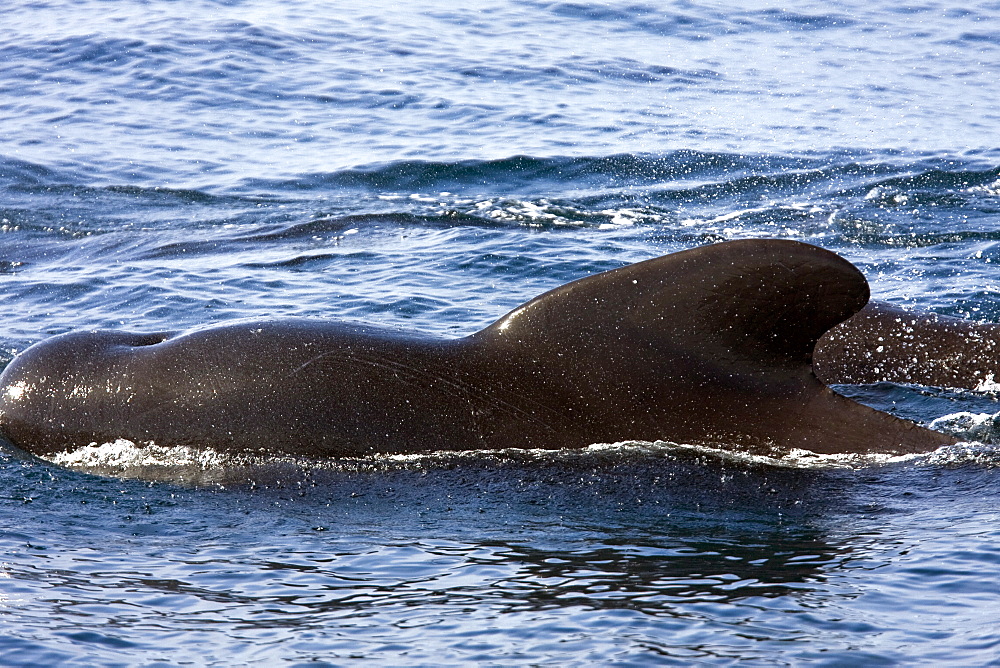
[621,440,931,469]
[930,411,1000,444]
[966,179,1000,196]
[301,439,977,472]
[974,373,1000,393]
[49,439,229,469]
[40,425,1000,483]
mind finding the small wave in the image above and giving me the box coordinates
[639,441,926,470]
[40,429,1000,487]
[234,151,821,196]
[930,411,1000,444]
[50,439,229,470]
[0,156,86,190]
[863,165,1000,195]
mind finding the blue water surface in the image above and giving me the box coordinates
[2,0,1000,665]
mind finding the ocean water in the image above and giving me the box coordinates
[2,0,1000,664]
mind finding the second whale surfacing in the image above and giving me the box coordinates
[0,239,970,460]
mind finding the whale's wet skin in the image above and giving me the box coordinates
[4,0,1000,664]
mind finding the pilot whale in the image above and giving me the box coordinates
[816,301,1000,390]
[0,239,978,459]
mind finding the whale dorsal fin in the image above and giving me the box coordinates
[478,239,869,374]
